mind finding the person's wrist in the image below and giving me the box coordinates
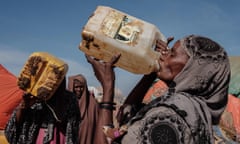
[99,102,116,111]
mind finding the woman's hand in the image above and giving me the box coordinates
[19,93,38,109]
[155,37,174,55]
[85,54,121,88]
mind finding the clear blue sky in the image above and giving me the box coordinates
[0,0,239,96]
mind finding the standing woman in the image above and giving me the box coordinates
[68,74,99,144]
[86,35,231,143]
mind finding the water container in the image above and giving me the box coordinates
[18,52,68,100]
[79,5,166,74]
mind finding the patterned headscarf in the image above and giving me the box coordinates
[174,35,231,124]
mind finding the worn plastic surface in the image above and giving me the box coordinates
[17,52,68,100]
[79,6,166,74]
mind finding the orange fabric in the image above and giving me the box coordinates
[225,94,240,134]
[0,64,23,130]
[220,94,240,141]
[143,80,168,104]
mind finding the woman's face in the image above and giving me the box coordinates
[73,81,85,98]
[156,40,189,82]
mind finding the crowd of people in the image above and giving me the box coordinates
[3,34,231,144]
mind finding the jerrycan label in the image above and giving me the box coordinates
[101,10,143,45]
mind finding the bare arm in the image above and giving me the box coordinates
[124,73,157,105]
[86,54,120,144]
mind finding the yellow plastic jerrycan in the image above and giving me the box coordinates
[17,52,68,100]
